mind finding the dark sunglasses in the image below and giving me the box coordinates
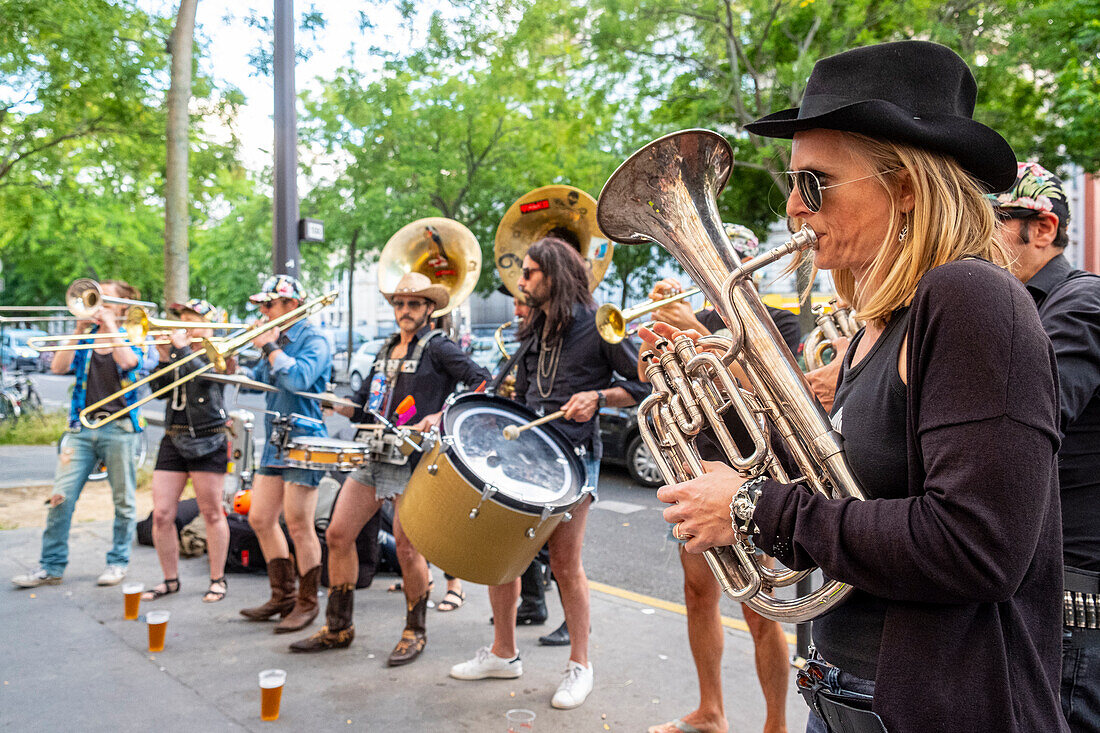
[786,168,903,213]
[392,298,429,310]
[521,266,541,280]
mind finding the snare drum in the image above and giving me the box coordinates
[283,437,369,472]
[398,393,591,585]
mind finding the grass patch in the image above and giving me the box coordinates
[0,410,68,446]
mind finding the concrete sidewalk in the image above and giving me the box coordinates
[1,521,808,732]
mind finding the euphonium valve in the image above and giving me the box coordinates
[597,129,866,623]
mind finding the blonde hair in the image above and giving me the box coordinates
[798,133,1008,325]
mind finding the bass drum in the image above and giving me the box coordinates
[399,393,591,585]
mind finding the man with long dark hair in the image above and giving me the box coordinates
[451,237,649,710]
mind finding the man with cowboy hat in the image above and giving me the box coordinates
[290,271,490,665]
[239,274,333,634]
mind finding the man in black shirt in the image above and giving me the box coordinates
[290,272,490,665]
[991,162,1100,732]
[450,237,648,710]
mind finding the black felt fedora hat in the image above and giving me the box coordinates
[744,40,1016,192]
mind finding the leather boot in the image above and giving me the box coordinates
[387,589,429,666]
[275,565,321,633]
[240,557,296,621]
[517,560,548,625]
[289,584,355,653]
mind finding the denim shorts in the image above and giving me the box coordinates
[255,463,324,488]
[347,461,412,501]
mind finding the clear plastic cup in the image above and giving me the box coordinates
[506,709,536,731]
[146,609,170,652]
[122,582,143,620]
[259,669,287,721]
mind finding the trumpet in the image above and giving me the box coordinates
[803,299,862,370]
[65,279,157,319]
[122,307,247,344]
[79,291,338,429]
[596,288,703,344]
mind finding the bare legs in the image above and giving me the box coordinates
[487,497,592,665]
[248,474,320,575]
[148,469,229,594]
[654,549,788,733]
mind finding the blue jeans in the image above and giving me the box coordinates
[40,425,141,574]
[1062,629,1100,732]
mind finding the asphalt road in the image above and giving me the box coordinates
[12,373,806,629]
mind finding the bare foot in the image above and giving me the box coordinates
[647,710,728,733]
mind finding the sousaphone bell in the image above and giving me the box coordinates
[494,185,613,299]
[378,218,482,317]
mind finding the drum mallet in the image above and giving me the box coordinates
[503,410,565,440]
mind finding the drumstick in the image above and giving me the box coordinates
[503,410,565,440]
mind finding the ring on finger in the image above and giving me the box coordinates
[672,522,693,541]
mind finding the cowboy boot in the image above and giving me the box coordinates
[289,583,356,653]
[240,557,296,621]
[275,565,321,633]
[387,589,429,667]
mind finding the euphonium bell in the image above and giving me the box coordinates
[596,129,866,624]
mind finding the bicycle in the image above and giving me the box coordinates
[0,369,43,424]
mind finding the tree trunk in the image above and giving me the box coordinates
[164,0,198,307]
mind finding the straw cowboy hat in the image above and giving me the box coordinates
[381,272,450,314]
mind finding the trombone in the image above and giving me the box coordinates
[122,307,247,344]
[595,287,702,344]
[79,291,339,430]
[31,334,232,353]
[66,279,157,319]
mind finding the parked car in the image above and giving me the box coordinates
[319,327,369,383]
[1,328,48,372]
[346,338,391,392]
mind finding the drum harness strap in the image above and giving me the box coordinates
[364,329,446,465]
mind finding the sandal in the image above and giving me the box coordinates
[436,589,465,612]
[202,577,228,604]
[141,578,180,601]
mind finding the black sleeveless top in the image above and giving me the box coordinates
[813,306,910,679]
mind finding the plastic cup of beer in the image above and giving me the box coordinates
[259,669,286,722]
[506,709,536,731]
[122,582,144,620]
[146,610,170,653]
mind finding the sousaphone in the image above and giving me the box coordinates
[494,185,613,299]
[378,218,482,317]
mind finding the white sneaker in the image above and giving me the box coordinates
[12,568,62,588]
[97,565,127,586]
[449,646,523,680]
[551,660,593,709]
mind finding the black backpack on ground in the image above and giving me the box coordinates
[136,497,200,547]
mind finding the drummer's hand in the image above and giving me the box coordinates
[561,390,600,423]
[657,460,745,553]
[410,412,442,433]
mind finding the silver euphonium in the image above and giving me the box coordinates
[596,129,866,623]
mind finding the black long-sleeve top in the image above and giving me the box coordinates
[148,348,228,433]
[752,260,1066,733]
[349,326,491,425]
[514,303,650,456]
[1026,253,1100,572]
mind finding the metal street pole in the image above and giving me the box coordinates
[272,0,300,277]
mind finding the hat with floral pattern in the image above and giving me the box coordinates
[987,162,1070,225]
[723,223,761,261]
[249,274,307,304]
[168,299,224,323]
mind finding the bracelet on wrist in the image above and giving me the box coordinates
[261,342,278,358]
[730,474,768,539]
